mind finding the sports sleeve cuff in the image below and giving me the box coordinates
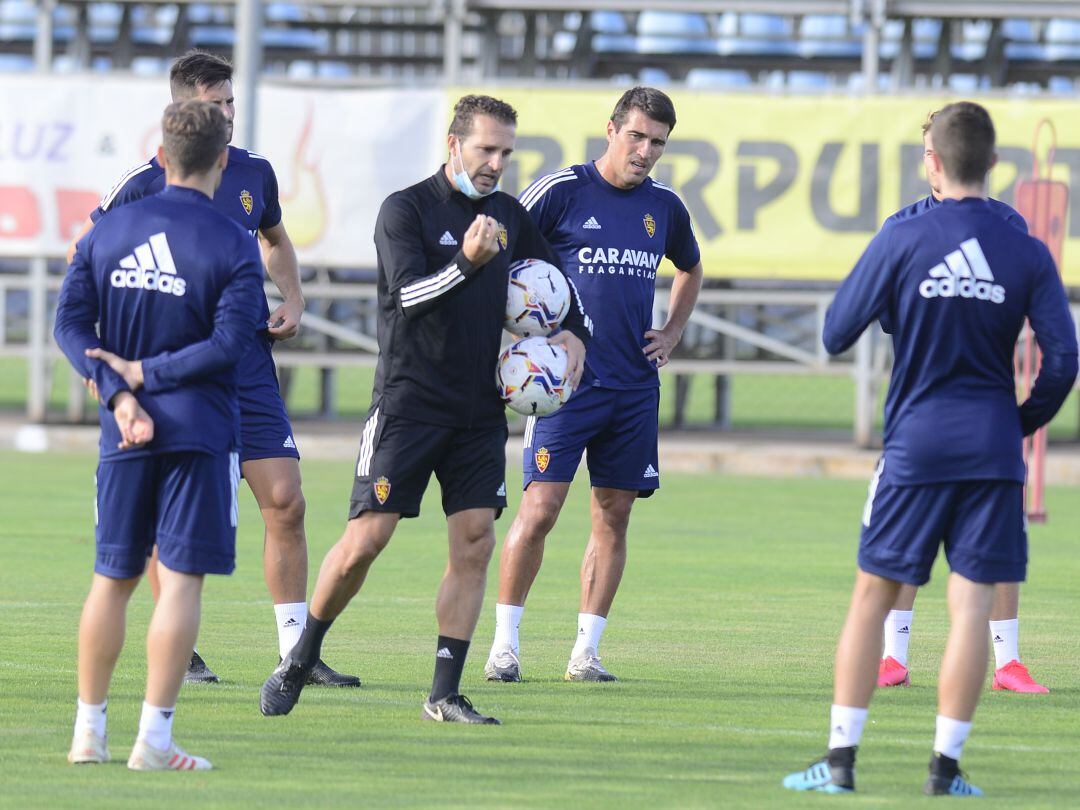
[95,369,130,411]
[139,355,171,393]
[453,250,478,278]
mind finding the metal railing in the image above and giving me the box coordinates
[2,261,896,442]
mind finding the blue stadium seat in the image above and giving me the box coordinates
[787,70,832,90]
[130,56,167,76]
[1002,18,1038,42]
[952,20,990,61]
[266,3,303,23]
[1048,75,1075,93]
[719,13,796,57]
[191,25,234,47]
[1045,19,1080,61]
[263,28,328,51]
[0,0,37,42]
[685,68,752,89]
[130,5,174,46]
[946,73,984,92]
[910,19,941,59]
[798,15,862,58]
[1005,41,1048,61]
[638,67,671,85]
[0,52,33,72]
[636,11,714,54]
[587,10,635,53]
[589,11,628,34]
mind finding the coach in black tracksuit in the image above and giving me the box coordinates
[260,95,590,725]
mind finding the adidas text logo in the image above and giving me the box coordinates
[436,647,453,659]
[496,482,506,497]
[643,464,659,479]
[282,618,301,627]
[582,216,601,230]
[110,232,187,296]
[898,626,909,634]
[439,231,458,246]
[993,634,1004,643]
[161,710,174,719]
[283,435,296,449]
[919,237,1004,304]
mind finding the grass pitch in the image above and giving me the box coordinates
[1,450,1078,808]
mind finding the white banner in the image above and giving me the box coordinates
[0,75,445,265]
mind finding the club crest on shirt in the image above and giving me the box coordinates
[240,189,253,215]
[643,213,656,238]
[374,476,391,505]
[535,446,550,474]
[497,222,508,250]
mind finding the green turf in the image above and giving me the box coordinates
[1,451,1077,808]
[5,357,1080,438]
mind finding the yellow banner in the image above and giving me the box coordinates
[463,89,1080,284]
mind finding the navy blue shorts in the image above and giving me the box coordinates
[95,452,241,578]
[349,405,508,520]
[238,336,299,464]
[523,385,660,497]
[858,459,1027,586]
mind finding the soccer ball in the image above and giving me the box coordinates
[496,336,573,416]
[504,258,571,337]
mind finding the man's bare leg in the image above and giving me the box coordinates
[77,573,142,705]
[920,572,995,795]
[486,482,571,678]
[496,482,572,606]
[259,511,398,715]
[423,508,499,718]
[565,487,636,681]
[834,570,903,710]
[128,563,212,770]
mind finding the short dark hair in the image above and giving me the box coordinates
[921,109,937,136]
[929,102,996,185]
[170,50,233,100]
[610,86,677,134]
[162,100,229,175]
[448,95,517,138]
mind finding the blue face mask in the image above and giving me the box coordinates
[451,144,498,200]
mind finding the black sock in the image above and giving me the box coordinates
[291,612,333,668]
[429,636,470,702]
[930,752,959,777]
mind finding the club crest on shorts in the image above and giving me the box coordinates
[240,189,253,215]
[373,476,391,505]
[643,213,656,238]
[497,222,508,250]
[535,446,550,474]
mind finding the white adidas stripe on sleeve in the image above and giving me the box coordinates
[400,265,466,308]
[98,162,154,212]
[519,168,575,211]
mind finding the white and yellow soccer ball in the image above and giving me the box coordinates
[504,258,571,337]
[496,336,573,416]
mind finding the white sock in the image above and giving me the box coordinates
[137,701,175,752]
[933,714,973,760]
[492,603,524,653]
[882,609,914,666]
[989,618,1019,668]
[571,613,607,659]
[274,602,308,660]
[75,698,107,739]
[828,704,868,749]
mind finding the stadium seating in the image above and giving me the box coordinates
[1,1,1079,91]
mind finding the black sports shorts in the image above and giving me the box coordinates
[349,404,508,520]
